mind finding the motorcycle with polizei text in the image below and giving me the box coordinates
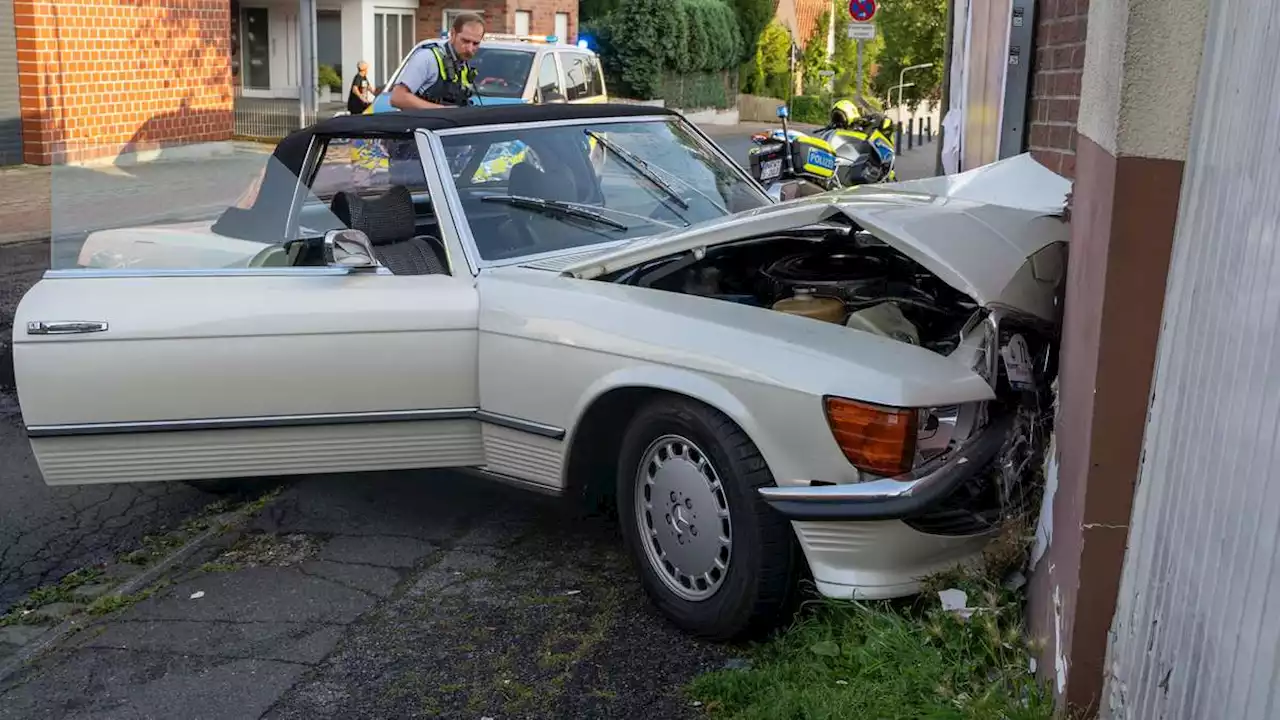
[748,99,898,201]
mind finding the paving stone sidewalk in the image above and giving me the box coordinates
[0,144,273,248]
[0,472,730,719]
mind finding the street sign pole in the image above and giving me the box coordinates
[846,0,877,99]
[856,40,863,99]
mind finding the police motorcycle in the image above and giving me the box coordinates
[749,98,897,197]
[747,105,839,201]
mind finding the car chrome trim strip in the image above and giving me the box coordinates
[756,415,1013,522]
[430,115,674,137]
[25,408,567,440]
[420,129,482,277]
[472,410,565,439]
[43,267,354,280]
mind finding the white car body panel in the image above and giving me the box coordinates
[477,268,997,489]
[14,274,483,484]
[77,220,264,270]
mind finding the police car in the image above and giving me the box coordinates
[357,34,609,181]
[368,33,608,111]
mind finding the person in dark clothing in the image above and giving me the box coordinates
[348,61,374,114]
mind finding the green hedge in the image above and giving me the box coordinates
[660,71,737,110]
[788,95,827,125]
[587,0,742,104]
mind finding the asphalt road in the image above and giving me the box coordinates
[0,240,221,613]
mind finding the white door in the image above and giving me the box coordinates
[14,134,484,487]
[13,274,482,486]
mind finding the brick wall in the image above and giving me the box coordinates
[14,0,233,165]
[416,1,577,44]
[1028,0,1087,178]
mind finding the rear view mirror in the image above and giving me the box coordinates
[324,229,378,270]
[776,105,789,119]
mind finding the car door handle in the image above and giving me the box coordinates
[26,321,109,335]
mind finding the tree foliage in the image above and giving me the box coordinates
[587,0,743,104]
[796,1,886,105]
[731,0,776,64]
[741,21,795,98]
[869,0,947,109]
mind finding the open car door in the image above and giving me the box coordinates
[14,134,484,486]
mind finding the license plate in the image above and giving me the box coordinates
[807,148,836,171]
[760,158,783,181]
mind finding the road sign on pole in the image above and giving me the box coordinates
[847,23,876,40]
[848,0,877,23]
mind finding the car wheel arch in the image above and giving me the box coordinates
[560,367,776,515]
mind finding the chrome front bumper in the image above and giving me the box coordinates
[758,414,1013,522]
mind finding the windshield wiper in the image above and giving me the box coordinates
[480,194,629,231]
[584,131,691,211]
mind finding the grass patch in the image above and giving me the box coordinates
[86,582,168,617]
[688,519,1052,720]
[0,567,106,625]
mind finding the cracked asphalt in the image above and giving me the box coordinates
[0,472,730,718]
[0,239,220,614]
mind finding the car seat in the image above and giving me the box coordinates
[329,186,448,275]
[498,161,582,251]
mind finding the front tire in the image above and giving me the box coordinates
[616,396,799,641]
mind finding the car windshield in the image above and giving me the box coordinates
[470,48,535,98]
[439,117,770,262]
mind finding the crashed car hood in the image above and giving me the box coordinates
[556,153,1071,308]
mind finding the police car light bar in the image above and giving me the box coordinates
[482,32,559,44]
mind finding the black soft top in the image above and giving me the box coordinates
[212,103,680,243]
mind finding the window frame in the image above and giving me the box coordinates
[560,51,593,102]
[442,8,484,34]
[535,52,565,102]
[373,9,416,88]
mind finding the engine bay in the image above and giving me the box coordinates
[613,227,982,355]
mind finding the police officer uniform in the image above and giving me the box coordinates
[395,41,477,107]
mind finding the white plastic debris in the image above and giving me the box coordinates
[1029,657,1038,674]
[189,591,205,600]
[938,588,976,620]
[836,680,849,685]
[565,590,582,596]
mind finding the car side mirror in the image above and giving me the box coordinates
[324,229,378,270]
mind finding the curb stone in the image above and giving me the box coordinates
[0,499,276,686]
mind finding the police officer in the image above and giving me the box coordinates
[389,13,483,109]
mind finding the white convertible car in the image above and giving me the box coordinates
[13,104,1070,640]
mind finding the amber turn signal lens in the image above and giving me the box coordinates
[824,397,918,476]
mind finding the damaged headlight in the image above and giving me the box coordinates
[823,396,987,477]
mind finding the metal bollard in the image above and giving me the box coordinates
[925,117,932,142]
[895,124,903,153]
[907,118,914,150]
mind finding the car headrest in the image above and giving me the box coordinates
[508,161,576,202]
[330,186,416,246]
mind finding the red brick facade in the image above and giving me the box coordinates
[1027,0,1086,178]
[14,0,233,165]
[416,0,577,44]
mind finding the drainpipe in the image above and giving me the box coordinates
[299,0,318,125]
[936,0,956,176]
